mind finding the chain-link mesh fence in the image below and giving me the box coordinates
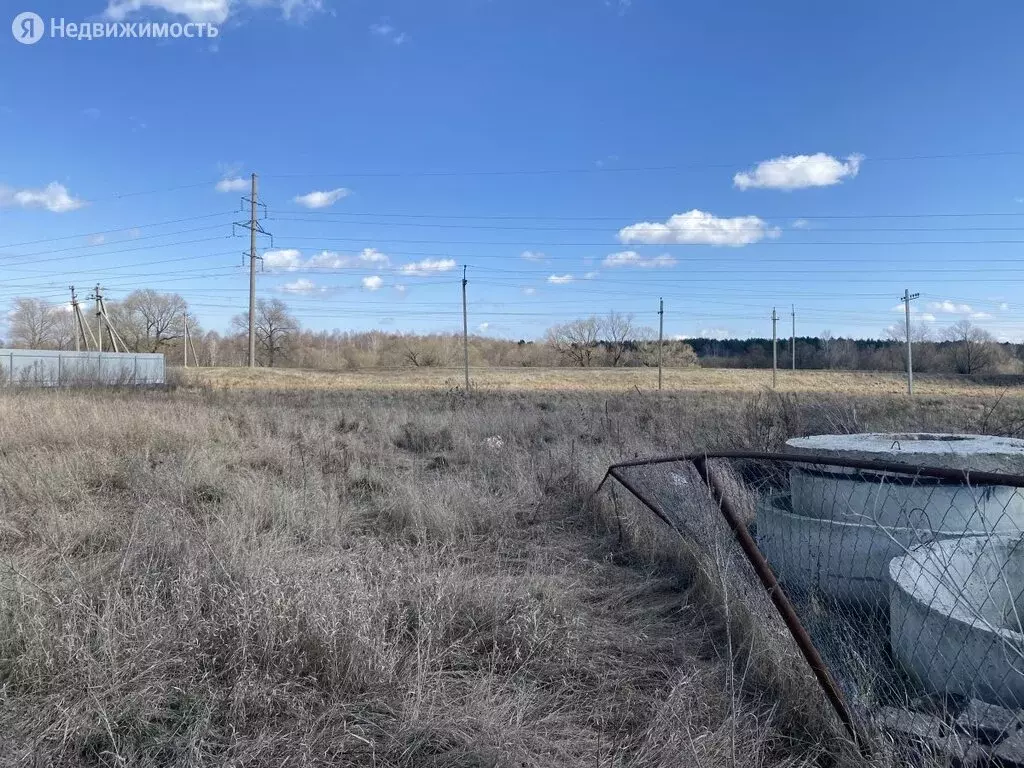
[605,448,1024,764]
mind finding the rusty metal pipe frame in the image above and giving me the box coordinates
[609,449,1024,488]
[606,466,680,534]
[691,456,864,751]
[602,448,1024,752]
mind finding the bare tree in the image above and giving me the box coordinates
[51,308,78,350]
[944,319,997,374]
[110,290,187,353]
[546,317,600,367]
[885,320,938,371]
[8,298,58,348]
[602,311,635,366]
[629,326,658,366]
[231,299,299,367]
[399,336,444,367]
[886,321,932,344]
[820,329,836,369]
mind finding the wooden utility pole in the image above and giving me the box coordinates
[183,312,189,367]
[657,297,664,391]
[461,265,470,391]
[772,307,778,389]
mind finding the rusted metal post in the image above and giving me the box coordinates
[691,455,864,750]
[607,466,677,531]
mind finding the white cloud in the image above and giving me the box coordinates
[400,258,456,276]
[547,274,573,285]
[971,312,993,320]
[293,188,350,209]
[699,328,733,339]
[602,251,677,268]
[358,247,389,265]
[371,20,407,44]
[734,153,863,190]
[791,219,811,229]
[520,250,545,261]
[88,234,106,246]
[307,250,346,268]
[306,248,389,269]
[522,287,537,295]
[919,313,937,323]
[263,248,303,270]
[275,0,324,20]
[103,0,325,24]
[280,278,319,295]
[1001,303,1011,311]
[362,276,383,291]
[478,322,490,332]
[215,177,248,193]
[394,284,407,294]
[128,228,142,239]
[618,210,778,247]
[927,300,973,314]
[584,271,599,279]
[0,182,85,213]
[105,0,231,23]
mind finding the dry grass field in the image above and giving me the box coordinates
[181,365,1024,397]
[2,376,1023,766]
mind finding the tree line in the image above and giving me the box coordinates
[2,292,1019,375]
[689,320,1014,375]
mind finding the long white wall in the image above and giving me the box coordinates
[0,349,165,386]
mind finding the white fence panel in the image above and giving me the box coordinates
[0,350,165,387]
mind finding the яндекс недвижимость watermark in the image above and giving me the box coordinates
[11,11,220,44]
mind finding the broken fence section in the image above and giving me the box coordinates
[601,450,1024,763]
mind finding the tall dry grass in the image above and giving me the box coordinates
[0,384,1015,766]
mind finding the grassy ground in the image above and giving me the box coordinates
[181,365,1024,397]
[1,383,1020,766]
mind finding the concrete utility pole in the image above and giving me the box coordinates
[70,286,81,352]
[71,286,96,352]
[772,307,779,389]
[188,323,200,367]
[94,284,103,352]
[461,265,470,391]
[90,287,126,353]
[791,304,796,370]
[657,297,664,391]
[235,172,271,368]
[183,312,189,368]
[901,288,920,396]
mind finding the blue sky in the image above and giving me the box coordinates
[2,0,1024,342]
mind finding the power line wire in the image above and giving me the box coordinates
[260,150,1024,180]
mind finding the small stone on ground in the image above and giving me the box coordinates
[994,728,1024,768]
[876,706,943,741]
[957,699,1022,745]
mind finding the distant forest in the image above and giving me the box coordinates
[685,335,1022,375]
